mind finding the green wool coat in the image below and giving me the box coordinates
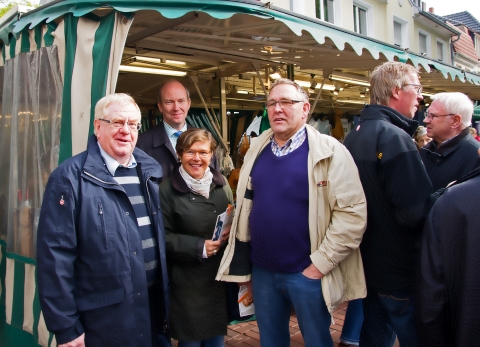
[160,164,233,341]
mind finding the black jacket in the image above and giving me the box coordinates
[37,135,169,346]
[160,165,233,340]
[137,122,219,182]
[420,127,480,190]
[417,166,480,346]
[344,104,433,294]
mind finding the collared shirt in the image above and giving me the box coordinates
[164,121,188,151]
[270,125,307,157]
[97,143,137,176]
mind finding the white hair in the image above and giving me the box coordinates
[431,92,473,128]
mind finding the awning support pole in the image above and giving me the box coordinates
[189,75,229,152]
[252,63,269,97]
[309,76,327,120]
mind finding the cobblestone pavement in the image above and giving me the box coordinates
[173,302,400,346]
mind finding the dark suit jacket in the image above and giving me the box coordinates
[137,122,219,182]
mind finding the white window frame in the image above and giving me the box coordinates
[352,0,374,37]
[475,34,480,57]
[436,38,447,62]
[418,29,431,56]
[393,15,409,49]
[315,0,336,24]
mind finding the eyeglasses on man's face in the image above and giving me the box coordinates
[265,99,304,109]
[183,149,211,158]
[424,110,456,120]
[98,118,142,131]
[403,84,423,95]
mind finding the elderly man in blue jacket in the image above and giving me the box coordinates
[37,93,169,347]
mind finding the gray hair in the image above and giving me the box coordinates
[94,93,140,120]
[369,62,420,105]
[158,79,190,102]
[270,78,309,103]
[430,92,473,128]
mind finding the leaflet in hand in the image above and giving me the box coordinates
[212,204,234,243]
[237,285,255,317]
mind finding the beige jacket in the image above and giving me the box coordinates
[216,125,367,312]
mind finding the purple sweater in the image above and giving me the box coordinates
[249,139,311,273]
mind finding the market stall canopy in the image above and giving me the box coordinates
[3,0,480,111]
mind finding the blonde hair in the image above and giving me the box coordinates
[369,62,419,105]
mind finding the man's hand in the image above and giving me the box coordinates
[59,333,85,347]
[302,263,324,280]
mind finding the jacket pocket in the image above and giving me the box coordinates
[75,286,125,312]
[96,200,115,252]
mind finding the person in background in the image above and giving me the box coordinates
[413,125,431,151]
[469,127,480,142]
[338,299,364,346]
[137,79,219,182]
[417,165,480,346]
[37,94,169,347]
[343,61,434,347]
[160,128,233,347]
[217,78,367,347]
[421,92,480,190]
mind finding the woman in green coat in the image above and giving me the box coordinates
[160,129,233,347]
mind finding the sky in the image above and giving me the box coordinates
[427,0,480,19]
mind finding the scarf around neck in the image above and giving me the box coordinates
[179,165,213,198]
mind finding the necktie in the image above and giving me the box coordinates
[174,131,183,137]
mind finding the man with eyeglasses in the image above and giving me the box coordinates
[137,79,219,182]
[343,61,434,346]
[37,94,170,347]
[420,92,480,191]
[217,78,367,347]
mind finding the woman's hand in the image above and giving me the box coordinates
[205,239,222,257]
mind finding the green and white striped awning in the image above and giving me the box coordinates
[0,241,56,347]
[6,0,480,85]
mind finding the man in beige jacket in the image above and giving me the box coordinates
[216,79,367,347]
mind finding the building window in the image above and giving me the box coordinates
[436,39,447,62]
[394,21,402,46]
[419,33,427,54]
[393,16,409,49]
[353,5,367,35]
[316,0,335,24]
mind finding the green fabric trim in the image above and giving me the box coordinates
[34,26,42,50]
[32,266,41,343]
[6,0,479,84]
[89,11,115,137]
[0,240,6,306]
[43,22,57,47]
[5,252,37,265]
[11,259,25,329]
[20,28,31,53]
[58,14,78,164]
[9,34,16,60]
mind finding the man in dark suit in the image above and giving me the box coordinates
[137,79,218,181]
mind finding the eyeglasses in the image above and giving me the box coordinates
[425,110,456,120]
[98,118,142,131]
[265,99,304,109]
[184,149,211,158]
[403,84,423,95]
